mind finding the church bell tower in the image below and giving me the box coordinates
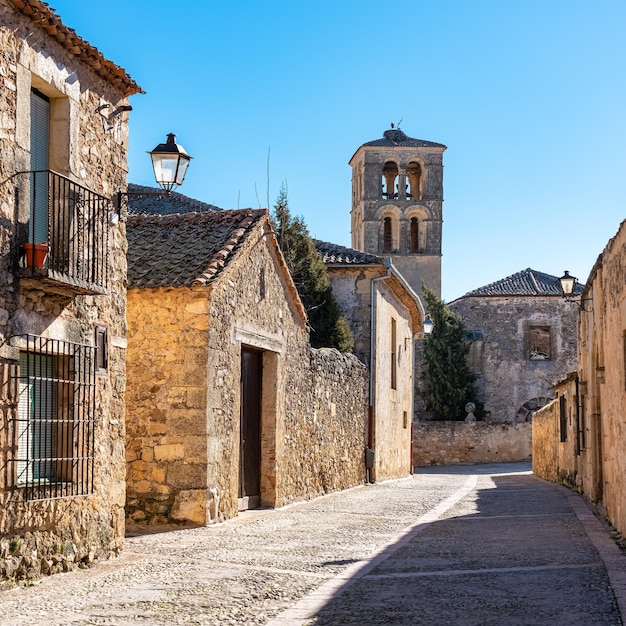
[349,127,446,297]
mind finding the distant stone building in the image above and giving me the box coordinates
[316,240,425,481]
[533,218,626,539]
[0,0,140,581]
[449,269,581,423]
[349,127,446,297]
[125,207,369,525]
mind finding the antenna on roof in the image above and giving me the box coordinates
[397,117,403,129]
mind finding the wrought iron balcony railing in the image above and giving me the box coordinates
[17,170,111,293]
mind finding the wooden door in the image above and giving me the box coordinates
[239,348,262,510]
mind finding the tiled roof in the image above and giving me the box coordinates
[127,184,221,215]
[9,1,142,96]
[460,268,585,298]
[127,209,266,288]
[314,240,384,265]
[361,129,446,149]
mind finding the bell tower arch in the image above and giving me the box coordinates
[349,127,446,297]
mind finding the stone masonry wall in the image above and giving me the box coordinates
[413,422,532,467]
[532,399,559,482]
[0,0,130,583]
[125,287,210,526]
[277,347,368,506]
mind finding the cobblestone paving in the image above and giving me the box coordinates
[1,462,624,626]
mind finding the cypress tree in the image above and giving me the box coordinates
[420,286,478,420]
[272,185,354,353]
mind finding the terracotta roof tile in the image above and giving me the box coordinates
[314,240,384,265]
[9,0,142,95]
[459,268,585,298]
[127,184,221,215]
[127,209,266,288]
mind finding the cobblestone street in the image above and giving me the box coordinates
[1,462,624,625]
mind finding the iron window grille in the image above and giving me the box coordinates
[12,335,97,501]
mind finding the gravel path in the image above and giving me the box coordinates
[1,462,624,626]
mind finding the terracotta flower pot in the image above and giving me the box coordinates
[23,243,48,268]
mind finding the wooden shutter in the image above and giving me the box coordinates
[30,90,50,244]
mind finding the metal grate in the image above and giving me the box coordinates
[12,335,97,501]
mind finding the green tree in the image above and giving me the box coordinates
[420,286,478,421]
[272,185,354,352]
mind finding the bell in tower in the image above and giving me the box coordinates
[349,126,446,297]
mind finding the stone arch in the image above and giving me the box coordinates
[381,159,400,199]
[515,396,552,422]
[406,159,424,200]
[405,206,430,253]
[378,206,401,253]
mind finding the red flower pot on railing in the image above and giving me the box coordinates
[23,242,48,268]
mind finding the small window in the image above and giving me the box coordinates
[383,217,393,253]
[391,317,397,390]
[529,326,551,360]
[403,411,408,429]
[410,218,419,253]
[259,267,266,301]
[95,325,108,373]
[623,333,626,390]
[559,395,567,442]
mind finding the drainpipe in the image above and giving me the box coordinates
[366,258,393,484]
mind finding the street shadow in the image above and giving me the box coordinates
[301,468,620,626]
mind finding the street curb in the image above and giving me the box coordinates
[566,488,626,623]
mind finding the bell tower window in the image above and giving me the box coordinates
[410,218,419,253]
[383,217,393,252]
[381,161,398,199]
[406,161,423,200]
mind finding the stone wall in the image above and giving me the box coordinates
[277,347,368,506]
[0,1,131,582]
[531,400,559,482]
[576,219,626,536]
[412,422,532,467]
[125,287,211,526]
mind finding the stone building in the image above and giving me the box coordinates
[0,0,140,580]
[449,269,581,422]
[316,240,425,481]
[125,208,368,525]
[349,127,446,297]
[533,218,626,538]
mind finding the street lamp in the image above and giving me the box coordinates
[558,271,577,297]
[148,133,192,192]
[557,270,592,311]
[423,315,434,335]
[114,133,192,218]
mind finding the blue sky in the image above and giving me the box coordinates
[50,1,626,301]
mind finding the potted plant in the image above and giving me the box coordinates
[23,242,48,268]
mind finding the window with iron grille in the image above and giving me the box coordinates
[13,335,96,501]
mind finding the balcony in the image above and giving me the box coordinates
[16,170,111,295]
